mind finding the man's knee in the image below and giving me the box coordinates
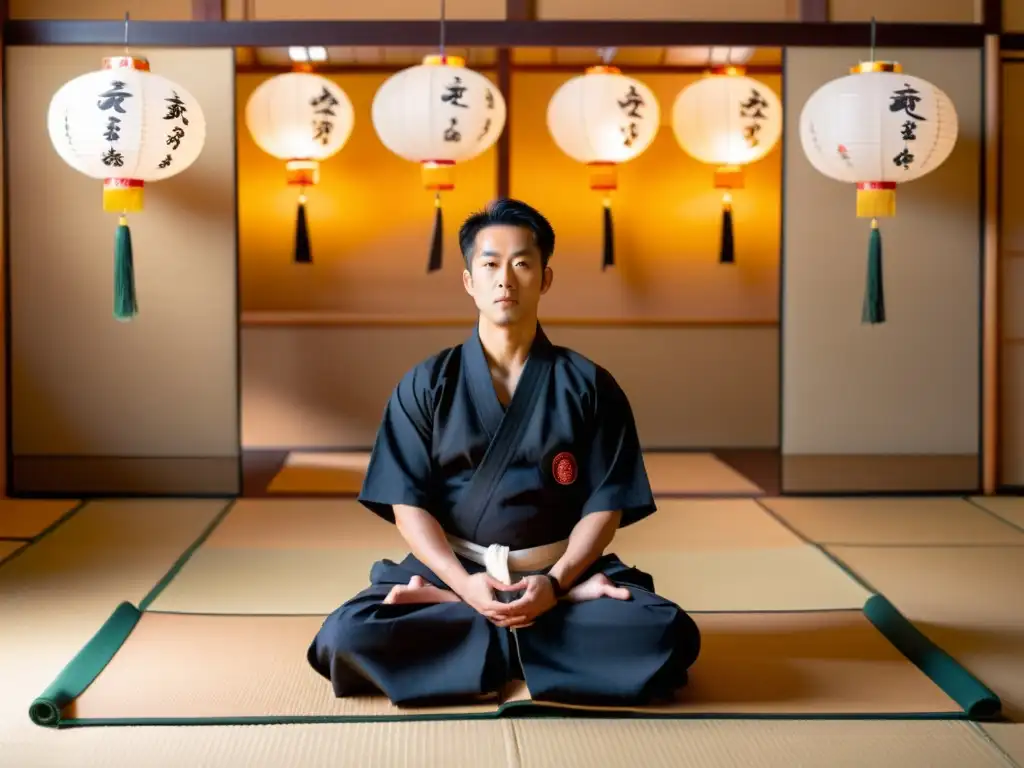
[667,605,702,667]
[312,589,391,658]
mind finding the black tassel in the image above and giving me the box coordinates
[862,218,886,324]
[428,195,443,273]
[720,206,735,264]
[602,201,614,270]
[294,198,312,264]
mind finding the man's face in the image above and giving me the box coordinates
[462,224,552,327]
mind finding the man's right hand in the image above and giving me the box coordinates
[454,572,523,625]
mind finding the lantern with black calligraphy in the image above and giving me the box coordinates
[546,66,660,270]
[245,71,354,264]
[799,61,958,324]
[47,55,206,321]
[671,67,782,264]
[371,54,506,272]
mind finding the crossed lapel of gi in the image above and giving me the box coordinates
[456,324,554,541]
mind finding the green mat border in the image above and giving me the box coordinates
[138,500,237,611]
[28,594,1002,729]
[965,496,1024,537]
[0,500,88,572]
[24,498,1004,728]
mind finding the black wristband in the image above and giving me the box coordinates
[545,572,565,597]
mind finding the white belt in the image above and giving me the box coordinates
[446,534,568,585]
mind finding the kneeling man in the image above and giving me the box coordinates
[307,199,701,707]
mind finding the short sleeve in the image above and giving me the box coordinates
[579,368,656,527]
[358,364,437,524]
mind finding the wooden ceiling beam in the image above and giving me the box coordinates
[3,20,985,49]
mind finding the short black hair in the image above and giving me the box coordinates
[458,198,556,268]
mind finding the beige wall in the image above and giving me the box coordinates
[1000,64,1024,487]
[6,46,239,495]
[242,324,779,449]
[782,47,983,493]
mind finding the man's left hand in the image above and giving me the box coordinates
[492,574,558,629]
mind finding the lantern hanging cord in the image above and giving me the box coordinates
[869,16,876,62]
[123,12,130,53]
[439,0,446,56]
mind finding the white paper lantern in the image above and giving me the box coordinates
[48,55,206,212]
[47,55,207,320]
[372,54,505,191]
[547,65,660,187]
[800,60,957,217]
[671,67,783,264]
[371,54,506,272]
[672,69,782,172]
[799,60,959,324]
[245,71,354,264]
[546,65,660,270]
[245,71,354,184]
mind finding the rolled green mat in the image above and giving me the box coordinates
[863,594,1001,720]
[29,601,142,728]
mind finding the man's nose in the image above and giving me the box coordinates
[497,266,516,287]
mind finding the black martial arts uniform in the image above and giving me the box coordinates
[307,324,701,706]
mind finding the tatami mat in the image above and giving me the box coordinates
[268,452,369,494]
[0,540,25,563]
[827,545,1024,720]
[147,541,871,615]
[148,498,869,614]
[0,499,235,763]
[40,607,966,725]
[511,720,1013,768]
[6,497,1017,765]
[612,498,804,550]
[626,547,870,612]
[643,452,764,495]
[761,497,1024,545]
[146,547,410,615]
[268,451,764,496]
[971,496,1024,533]
[983,723,1024,766]
[0,499,81,539]
[0,499,231,610]
[2,720,1014,768]
[203,498,403,549]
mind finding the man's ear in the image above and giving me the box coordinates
[462,268,474,296]
[540,265,554,294]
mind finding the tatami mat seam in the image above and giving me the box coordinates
[965,497,1024,536]
[750,499,883,594]
[973,722,1024,768]
[0,544,25,567]
[137,500,238,611]
[506,719,525,768]
[0,499,88,572]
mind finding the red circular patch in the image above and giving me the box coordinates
[552,452,577,486]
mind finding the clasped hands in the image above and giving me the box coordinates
[461,571,632,629]
[382,571,632,629]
